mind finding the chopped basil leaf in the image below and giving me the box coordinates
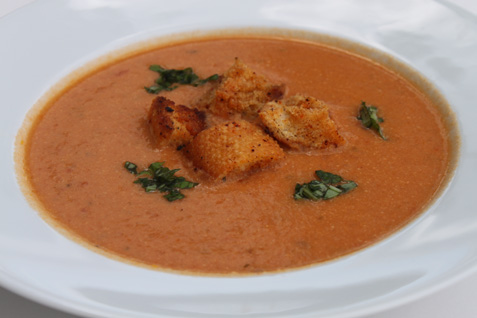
[145,65,219,94]
[145,184,158,192]
[164,189,185,202]
[124,161,138,174]
[316,170,342,184]
[294,183,321,201]
[136,170,153,178]
[294,170,357,201]
[125,161,198,202]
[338,181,358,193]
[324,187,341,200]
[148,162,164,173]
[357,101,387,140]
[308,180,328,193]
[173,179,198,189]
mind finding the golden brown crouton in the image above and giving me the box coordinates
[259,95,344,150]
[148,96,206,148]
[185,120,284,180]
[195,58,284,118]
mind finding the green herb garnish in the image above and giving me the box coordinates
[124,161,198,202]
[294,170,357,201]
[357,101,386,140]
[145,65,219,94]
[124,161,138,174]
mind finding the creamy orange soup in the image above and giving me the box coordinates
[22,35,453,274]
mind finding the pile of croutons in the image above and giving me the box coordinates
[148,58,344,180]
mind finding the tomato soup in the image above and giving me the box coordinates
[20,35,454,274]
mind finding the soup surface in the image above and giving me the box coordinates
[23,36,451,274]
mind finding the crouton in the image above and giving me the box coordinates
[185,120,284,179]
[195,58,284,118]
[259,95,345,150]
[148,96,206,148]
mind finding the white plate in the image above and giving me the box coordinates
[1,1,477,317]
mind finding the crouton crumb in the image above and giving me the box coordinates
[195,58,284,118]
[259,95,345,150]
[185,120,284,179]
[148,96,206,148]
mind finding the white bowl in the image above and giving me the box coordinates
[1,1,477,317]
